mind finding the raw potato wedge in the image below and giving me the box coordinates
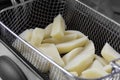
[43,33,78,44]
[70,72,78,76]
[95,54,108,66]
[103,64,112,73]
[101,43,120,62]
[62,47,83,64]
[56,36,89,54]
[65,30,86,38]
[82,40,95,51]
[50,14,66,40]
[81,68,108,79]
[62,33,79,42]
[64,50,95,75]
[80,57,109,79]
[42,38,60,44]
[81,60,108,79]
[38,43,65,67]
[44,23,53,38]
[30,28,45,47]
[19,29,33,42]
[90,60,104,69]
[64,41,95,75]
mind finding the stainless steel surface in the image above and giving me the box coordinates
[0,0,120,80]
[0,40,43,80]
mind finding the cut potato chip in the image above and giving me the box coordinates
[30,28,45,47]
[64,41,95,75]
[62,47,83,64]
[38,43,65,67]
[101,43,120,62]
[50,14,66,40]
[56,36,89,54]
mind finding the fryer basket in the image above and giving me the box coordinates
[0,0,120,80]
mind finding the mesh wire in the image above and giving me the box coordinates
[0,0,120,80]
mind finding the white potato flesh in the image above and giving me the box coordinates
[50,14,66,40]
[30,28,45,47]
[81,59,108,79]
[81,68,108,79]
[62,47,83,64]
[44,23,53,38]
[56,36,89,54]
[95,54,108,66]
[65,30,86,38]
[59,33,79,42]
[42,33,78,44]
[38,43,65,67]
[82,40,95,51]
[19,29,33,42]
[64,50,95,75]
[90,60,104,69]
[70,72,78,76]
[103,64,112,73]
[101,43,120,62]
[64,41,95,75]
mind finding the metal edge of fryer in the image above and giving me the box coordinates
[0,39,44,80]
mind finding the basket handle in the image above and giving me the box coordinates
[110,58,120,70]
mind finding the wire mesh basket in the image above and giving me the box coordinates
[0,0,120,80]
